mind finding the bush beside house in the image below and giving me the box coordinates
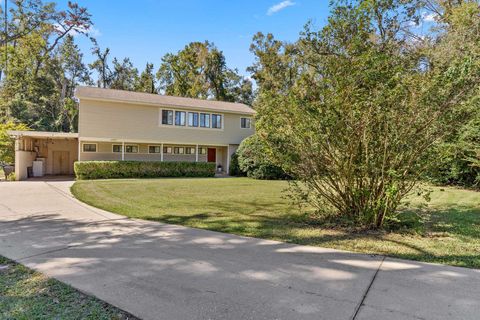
[236,135,289,180]
[74,161,216,180]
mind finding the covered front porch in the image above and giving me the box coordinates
[79,138,235,174]
[9,131,79,181]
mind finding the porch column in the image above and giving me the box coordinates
[160,143,164,162]
[226,145,230,174]
[121,141,125,161]
[195,144,199,162]
[77,139,81,161]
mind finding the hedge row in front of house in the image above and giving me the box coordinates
[74,161,216,180]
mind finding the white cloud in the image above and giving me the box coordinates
[267,0,296,16]
[54,24,101,37]
[422,12,437,22]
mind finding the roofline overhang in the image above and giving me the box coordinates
[7,130,79,139]
[75,96,256,116]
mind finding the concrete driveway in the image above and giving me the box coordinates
[0,181,479,320]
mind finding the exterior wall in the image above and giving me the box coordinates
[15,151,36,180]
[44,139,78,175]
[14,137,77,180]
[78,99,254,145]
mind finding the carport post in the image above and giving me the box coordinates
[195,144,199,162]
[161,143,164,162]
[122,141,125,161]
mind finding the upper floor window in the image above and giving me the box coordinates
[149,146,161,154]
[241,117,251,129]
[212,114,222,129]
[82,143,97,152]
[188,112,199,127]
[175,111,186,126]
[200,113,210,128]
[162,110,173,125]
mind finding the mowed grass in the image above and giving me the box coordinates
[72,178,480,269]
[0,256,137,320]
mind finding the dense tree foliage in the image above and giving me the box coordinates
[0,0,92,131]
[157,41,253,104]
[250,0,480,228]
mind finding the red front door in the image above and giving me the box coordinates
[207,148,216,163]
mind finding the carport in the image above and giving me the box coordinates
[8,130,79,180]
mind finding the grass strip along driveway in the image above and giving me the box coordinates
[72,177,480,269]
[0,255,137,320]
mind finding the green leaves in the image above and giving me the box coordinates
[250,0,480,228]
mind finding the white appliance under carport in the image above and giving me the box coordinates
[32,158,46,177]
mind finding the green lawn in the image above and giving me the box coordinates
[72,177,480,269]
[0,256,137,320]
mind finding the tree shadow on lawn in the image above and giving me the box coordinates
[138,203,480,269]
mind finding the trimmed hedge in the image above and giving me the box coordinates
[74,161,216,180]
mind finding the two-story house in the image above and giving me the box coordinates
[9,86,255,180]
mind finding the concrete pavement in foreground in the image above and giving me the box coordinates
[0,181,479,320]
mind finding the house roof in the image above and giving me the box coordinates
[7,130,78,139]
[75,86,255,115]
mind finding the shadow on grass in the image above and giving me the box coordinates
[137,204,480,269]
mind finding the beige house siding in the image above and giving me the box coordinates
[78,99,254,145]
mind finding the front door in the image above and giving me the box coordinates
[207,148,216,163]
[53,151,70,175]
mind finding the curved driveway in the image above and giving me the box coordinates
[0,180,479,320]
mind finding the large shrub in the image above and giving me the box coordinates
[425,115,480,188]
[249,1,480,228]
[237,135,288,180]
[74,161,216,180]
[228,152,246,176]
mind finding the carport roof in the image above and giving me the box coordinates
[7,130,79,139]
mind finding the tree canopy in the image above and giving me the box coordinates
[250,0,480,228]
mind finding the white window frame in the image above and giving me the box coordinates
[125,144,139,153]
[240,117,252,129]
[112,144,123,153]
[161,109,174,125]
[211,114,223,129]
[159,108,223,131]
[174,147,185,154]
[148,145,162,154]
[175,111,186,126]
[163,146,173,154]
[82,143,97,153]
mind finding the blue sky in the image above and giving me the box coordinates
[59,1,332,77]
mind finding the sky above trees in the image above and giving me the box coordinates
[56,0,332,77]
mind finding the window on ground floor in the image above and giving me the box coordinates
[163,146,172,154]
[199,147,206,155]
[112,144,122,153]
[149,146,161,154]
[185,147,196,154]
[174,147,184,154]
[125,145,138,153]
[82,143,97,152]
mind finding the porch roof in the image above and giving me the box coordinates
[7,130,79,139]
